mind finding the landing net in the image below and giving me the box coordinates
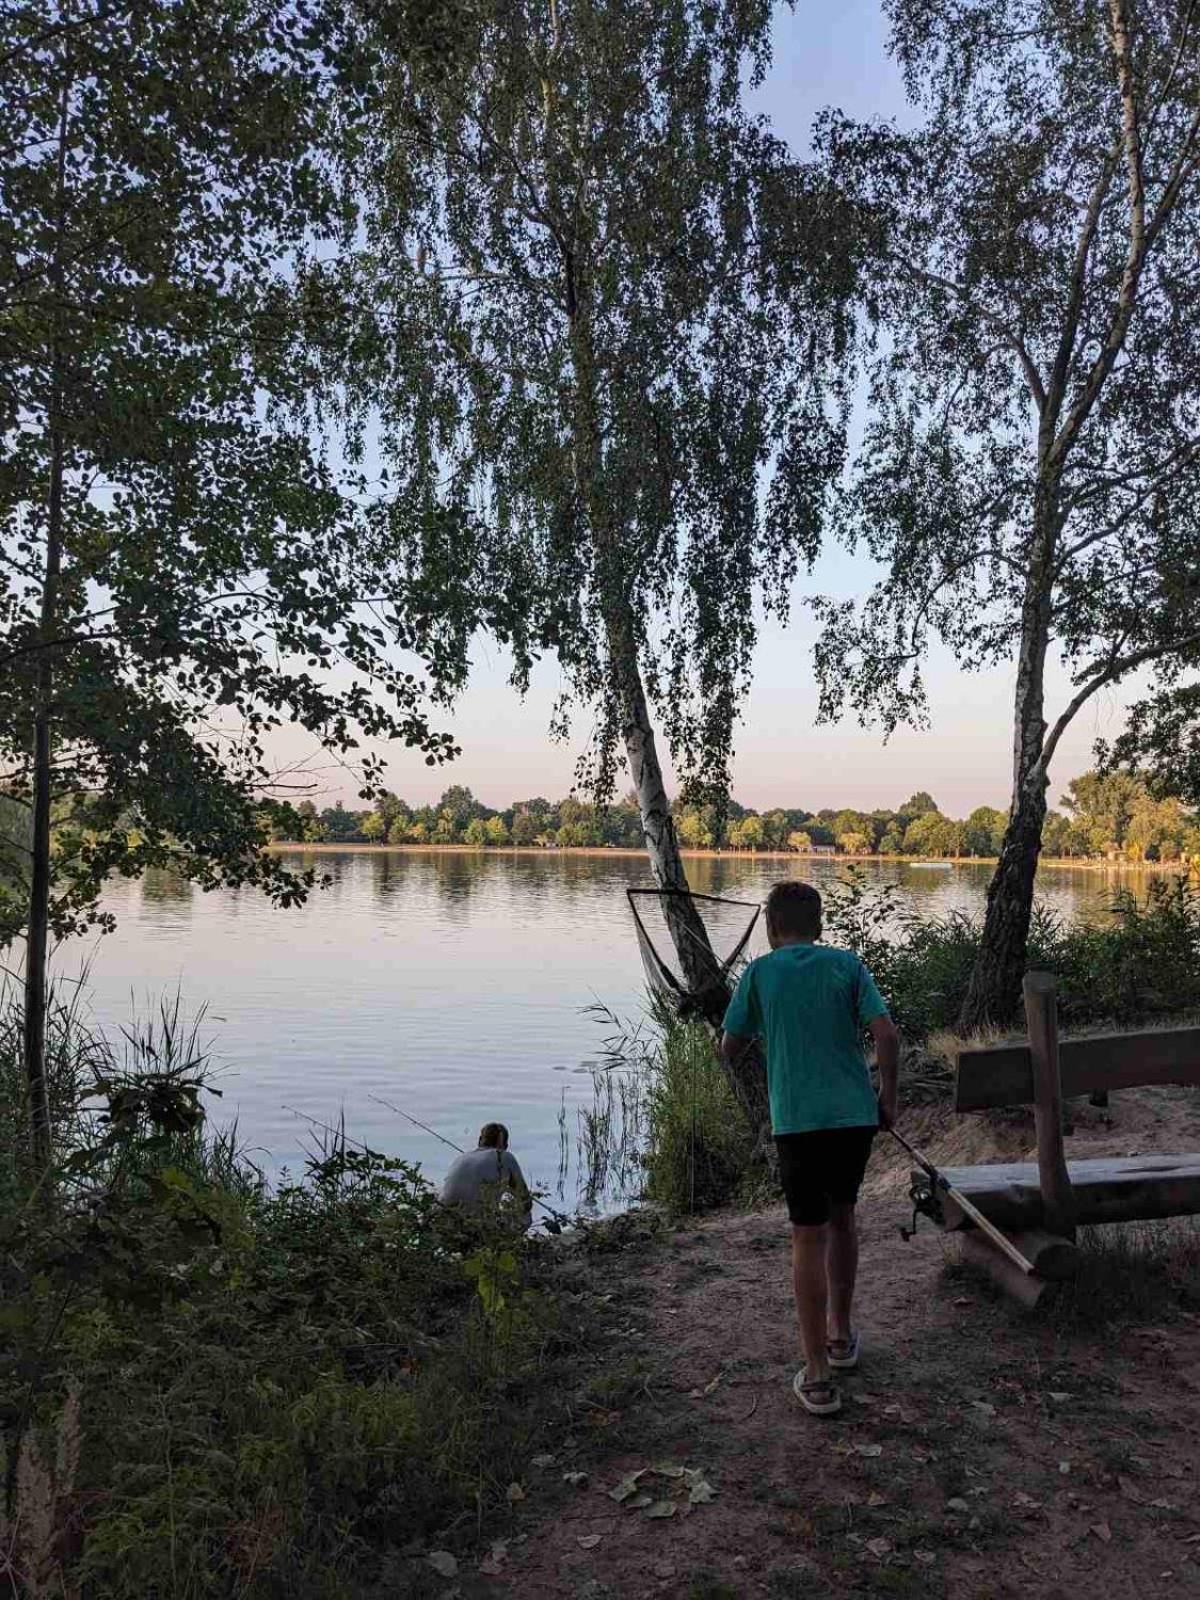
[626,888,761,1030]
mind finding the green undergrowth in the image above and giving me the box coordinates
[824,870,1200,1037]
[0,985,607,1597]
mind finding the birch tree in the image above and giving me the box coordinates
[812,0,1200,1027]
[325,0,855,1124]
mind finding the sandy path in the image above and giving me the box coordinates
[456,1093,1200,1600]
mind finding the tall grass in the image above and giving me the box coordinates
[588,1002,752,1213]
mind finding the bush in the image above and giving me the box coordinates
[822,869,1200,1036]
[0,996,590,1598]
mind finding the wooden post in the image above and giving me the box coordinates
[1022,971,1076,1240]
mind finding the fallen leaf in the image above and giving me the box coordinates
[628,1494,654,1510]
[427,1551,457,1578]
[531,1454,555,1469]
[608,1470,646,1503]
[945,1499,970,1514]
[688,1478,717,1505]
[505,1482,526,1503]
[577,1534,602,1550]
[866,1491,888,1508]
[914,1551,936,1567]
[479,1542,507,1577]
[652,1462,686,1479]
[1048,1391,1071,1403]
[866,1537,892,1559]
[1013,1492,1042,1512]
[703,1375,721,1395]
[854,1443,883,1459]
[563,1472,588,1488]
[644,1500,676,1519]
[1091,1523,1112,1544]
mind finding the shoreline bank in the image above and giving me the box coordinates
[265,842,1195,874]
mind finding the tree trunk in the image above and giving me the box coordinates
[23,77,71,1182]
[23,429,63,1181]
[565,258,770,1139]
[959,783,1047,1032]
[959,486,1058,1031]
[602,599,770,1132]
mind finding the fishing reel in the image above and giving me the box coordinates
[899,1169,945,1241]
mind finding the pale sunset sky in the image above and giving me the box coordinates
[296,1,1141,819]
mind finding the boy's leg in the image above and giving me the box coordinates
[826,1201,859,1347]
[791,1223,832,1383]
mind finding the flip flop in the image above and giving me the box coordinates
[793,1368,842,1416]
[827,1330,860,1371]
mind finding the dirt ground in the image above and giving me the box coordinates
[433,1089,1200,1600]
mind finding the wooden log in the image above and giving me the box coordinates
[1023,972,1076,1240]
[932,1154,1200,1230]
[955,1025,1200,1111]
[960,1232,1055,1309]
[1006,1229,1079,1281]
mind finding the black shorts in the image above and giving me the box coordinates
[775,1127,877,1226]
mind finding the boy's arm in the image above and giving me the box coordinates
[720,963,758,1067]
[870,1014,900,1129]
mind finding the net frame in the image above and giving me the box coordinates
[626,887,761,1026]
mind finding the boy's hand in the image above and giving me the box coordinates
[876,1087,898,1130]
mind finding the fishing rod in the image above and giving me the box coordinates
[367,1094,575,1231]
[887,1123,1036,1277]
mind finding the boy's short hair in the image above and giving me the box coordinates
[478,1122,509,1149]
[765,881,822,940]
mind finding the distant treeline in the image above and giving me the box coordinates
[268,771,1200,865]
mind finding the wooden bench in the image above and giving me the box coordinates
[932,972,1200,1305]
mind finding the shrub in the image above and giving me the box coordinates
[822,869,1200,1036]
[0,998,591,1598]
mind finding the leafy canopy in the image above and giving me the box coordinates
[0,0,463,943]
[321,0,858,806]
[811,0,1200,767]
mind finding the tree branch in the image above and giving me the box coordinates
[1051,0,1198,461]
[1037,625,1200,780]
[894,257,1046,411]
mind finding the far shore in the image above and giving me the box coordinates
[265,842,1195,874]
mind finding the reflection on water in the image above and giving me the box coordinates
[67,849,1168,1212]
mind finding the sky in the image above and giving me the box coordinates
[281,1,1141,820]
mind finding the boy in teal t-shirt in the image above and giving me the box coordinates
[722,881,898,1418]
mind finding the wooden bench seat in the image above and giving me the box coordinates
[929,1154,1200,1231]
[935,975,1200,1304]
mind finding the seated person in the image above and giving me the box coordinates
[440,1121,532,1230]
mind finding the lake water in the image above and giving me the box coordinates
[67,850,1151,1212]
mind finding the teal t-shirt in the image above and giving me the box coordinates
[722,943,889,1135]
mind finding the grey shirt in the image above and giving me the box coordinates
[440,1146,530,1217]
